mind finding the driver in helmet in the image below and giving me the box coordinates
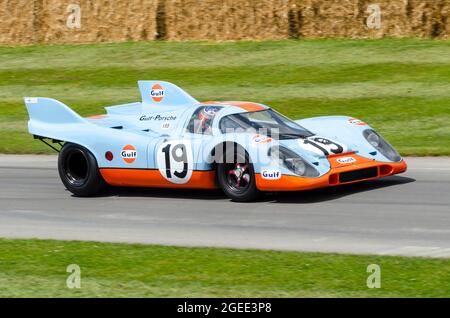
[196,106,219,134]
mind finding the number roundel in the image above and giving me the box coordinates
[157,140,193,184]
[298,136,347,156]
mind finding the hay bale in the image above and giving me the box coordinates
[39,0,158,44]
[0,0,35,44]
[287,0,404,38]
[0,0,158,44]
[442,0,450,38]
[286,0,361,38]
[286,0,450,39]
[0,0,449,44]
[164,0,290,40]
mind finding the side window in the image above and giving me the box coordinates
[219,113,253,133]
[186,106,222,135]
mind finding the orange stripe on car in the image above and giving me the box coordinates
[99,169,217,189]
[86,115,109,119]
[256,154,407,191]
[100,155,407,192]
[202,101,266,112]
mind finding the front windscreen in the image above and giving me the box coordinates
[219,109,313,139]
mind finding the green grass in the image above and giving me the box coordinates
[0,39,449,155]
[0,238,449,297]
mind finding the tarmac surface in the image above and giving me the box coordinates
[0,155,449,258]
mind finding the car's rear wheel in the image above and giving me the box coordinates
[216,146,261,202]
[58,143,107,196]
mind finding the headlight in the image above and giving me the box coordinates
[363,129,401,162]
[285,158,306,175]
[366,130,380,147]
[269,146,319,177]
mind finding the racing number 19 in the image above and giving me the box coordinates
[161,143,188,179]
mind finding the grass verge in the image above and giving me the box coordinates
[0,238,449,297]
[0,39,449,155]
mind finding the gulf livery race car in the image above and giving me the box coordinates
[24,81,407,202]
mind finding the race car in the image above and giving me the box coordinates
[24,81,407,201]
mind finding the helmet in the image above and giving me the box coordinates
[198,106,219,131]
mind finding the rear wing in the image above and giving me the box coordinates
[23,81,199,148]
[105,81,200,115]
[24,97,86,125]
[24,97,89,149]
[138,81,198,107]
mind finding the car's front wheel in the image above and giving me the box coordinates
[216,147,261,202]
[58,143,107,196]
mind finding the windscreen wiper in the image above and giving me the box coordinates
[279,133,313,139]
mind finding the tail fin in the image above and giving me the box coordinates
[24,97,87,140]
[25,97,86,124]
[138,81,198,107]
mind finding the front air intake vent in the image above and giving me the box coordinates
[339,167,378,183]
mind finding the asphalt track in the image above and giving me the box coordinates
[0,155,449,258]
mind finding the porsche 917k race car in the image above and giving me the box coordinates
[24,81,407,201]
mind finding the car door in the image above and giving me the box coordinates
[151,106,222,185]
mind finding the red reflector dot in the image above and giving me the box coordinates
[105,151,113,161]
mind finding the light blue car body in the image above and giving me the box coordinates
[24,81,399,182]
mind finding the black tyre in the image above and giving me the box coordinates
[58,143,107,196]
[216,146,261,202]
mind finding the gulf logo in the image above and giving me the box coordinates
[336,156,357,164]
[150,84,164,102]
[261,169,281,180]
[121,145,137,164]
[348,118,367,126]
[252,134,273,144]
